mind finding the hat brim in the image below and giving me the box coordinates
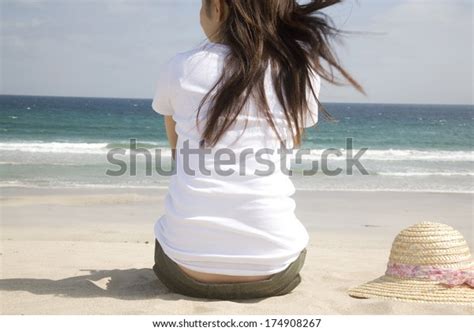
[348,275,474,305]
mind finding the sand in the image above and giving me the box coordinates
[0,187,472,314]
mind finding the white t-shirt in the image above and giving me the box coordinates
[152,41,320,276]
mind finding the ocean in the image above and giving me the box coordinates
[1,95,472,193]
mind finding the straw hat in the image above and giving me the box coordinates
[348,222,474,305]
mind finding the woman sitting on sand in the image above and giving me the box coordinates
[151,0,364,299]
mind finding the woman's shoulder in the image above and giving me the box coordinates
[161,42,229,82]
[167,41,229,67]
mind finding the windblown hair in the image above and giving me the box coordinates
[198,0,366,147]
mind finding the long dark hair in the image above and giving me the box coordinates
[198,0,366,147]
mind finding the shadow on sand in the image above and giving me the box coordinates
[0,268,264,303]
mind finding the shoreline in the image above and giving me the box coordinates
[4,185,473,199]
[2,185,473,195]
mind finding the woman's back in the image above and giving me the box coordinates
[152,41,321,277]
[151,0,365,295]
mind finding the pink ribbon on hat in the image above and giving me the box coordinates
[385,262,474,287]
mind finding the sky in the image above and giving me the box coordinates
[0,0,472,104]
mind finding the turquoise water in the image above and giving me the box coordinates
[1,95,473,192]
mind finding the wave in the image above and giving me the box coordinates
[105,142,162,149]
[377,172,474,177]
[0,141,170,155]
[0,142,472,161]
[0,142,110,154]
[0,181,170,190]
[303,149,474,161]
[293,187,473,194]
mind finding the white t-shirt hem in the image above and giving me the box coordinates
[154,217,307,276]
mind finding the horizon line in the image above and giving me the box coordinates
[0,93,472,107]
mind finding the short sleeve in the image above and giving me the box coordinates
[303,69,321,128]
[151,59,175,116]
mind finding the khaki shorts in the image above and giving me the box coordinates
[152,239,307,300]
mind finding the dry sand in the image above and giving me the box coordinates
[0,188,472,314]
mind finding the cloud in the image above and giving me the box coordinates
[0,0,204,98]
[1,0,471,103]
[322,0,472,104]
